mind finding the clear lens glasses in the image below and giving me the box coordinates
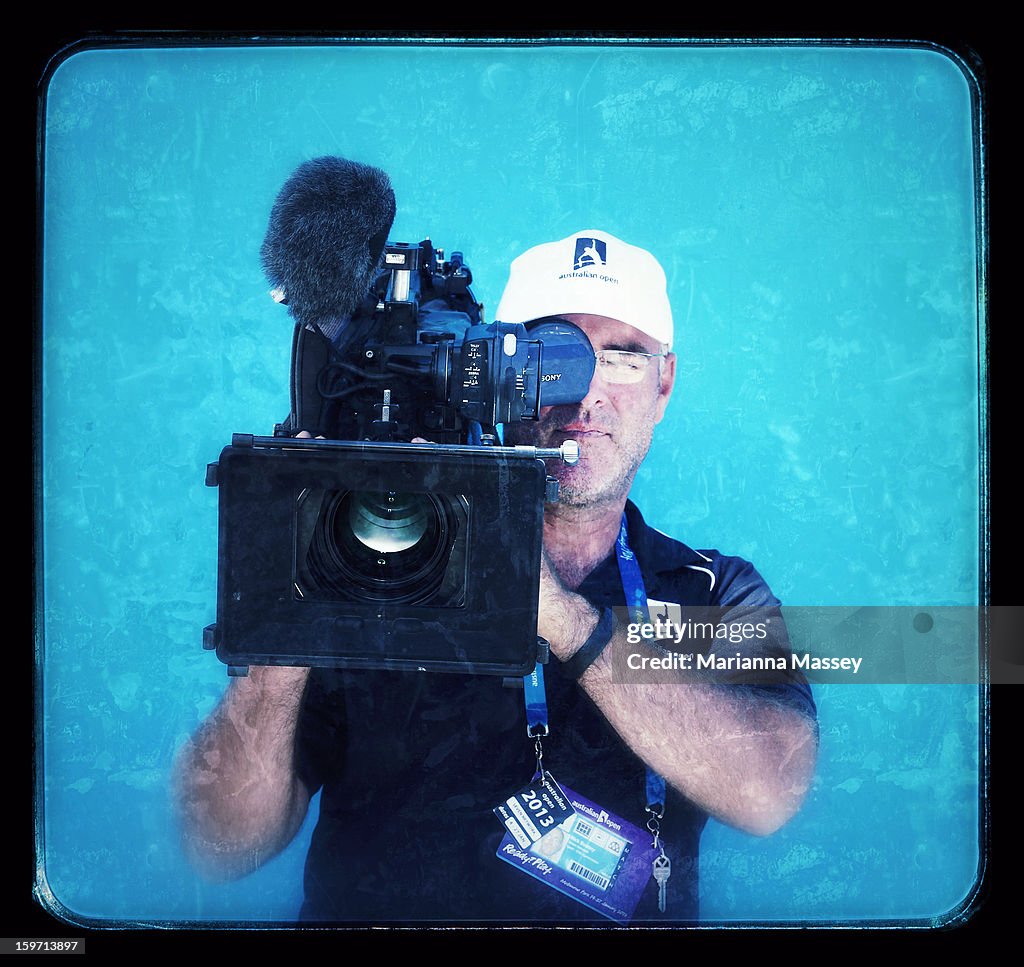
[594,350,666,384]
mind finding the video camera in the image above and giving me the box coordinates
[203,157,595,677]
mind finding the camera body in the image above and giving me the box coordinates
[205,239,594,676]
[283,239,595,444]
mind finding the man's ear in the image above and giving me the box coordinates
[654,351,676,424]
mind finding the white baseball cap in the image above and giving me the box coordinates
[495,229,673,348]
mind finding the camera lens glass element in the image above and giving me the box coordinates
[347,491,430,553]
[304,489,461,605]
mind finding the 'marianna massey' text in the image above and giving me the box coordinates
[625,651,863,674]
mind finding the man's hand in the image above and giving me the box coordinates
[536,548,818,837]
[536,550,603,662]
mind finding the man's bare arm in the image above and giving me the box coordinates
[538,560,818,837]
[172,665,313,880]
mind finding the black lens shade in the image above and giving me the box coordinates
[207,438,547,675]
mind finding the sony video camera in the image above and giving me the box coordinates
[203,157,595,677]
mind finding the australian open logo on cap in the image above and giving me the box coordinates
[573,237,607,271]
[560,237,619,284]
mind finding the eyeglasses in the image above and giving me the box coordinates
[594,350,668,384]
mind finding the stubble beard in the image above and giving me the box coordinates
[505,405,654,509]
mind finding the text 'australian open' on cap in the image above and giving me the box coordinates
[494,229,674,349]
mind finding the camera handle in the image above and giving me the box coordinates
[232,433,579,466]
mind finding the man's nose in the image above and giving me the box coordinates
[578,361,611,408]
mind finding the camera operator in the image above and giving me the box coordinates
[174,230,818,923]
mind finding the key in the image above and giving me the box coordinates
[652,852,671,913]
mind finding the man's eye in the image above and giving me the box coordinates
[604,352,641,369]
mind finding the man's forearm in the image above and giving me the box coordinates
[173,665,313,880]
[544,593,818,837]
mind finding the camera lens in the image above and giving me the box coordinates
[305,489,460,604]
[347,491,430,553]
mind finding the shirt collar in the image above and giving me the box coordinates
[623,499,710,573]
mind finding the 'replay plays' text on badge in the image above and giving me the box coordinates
[493,772,575,848]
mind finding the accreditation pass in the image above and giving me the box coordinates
[493,773,575,847]
[543,812,632,892]
[495,784,652,924]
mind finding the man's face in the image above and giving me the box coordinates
[507,313,676,509]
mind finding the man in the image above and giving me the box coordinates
[175,229,818,924]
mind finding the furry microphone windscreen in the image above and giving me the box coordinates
[260,156,397,339]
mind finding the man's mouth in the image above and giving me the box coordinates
[552,426,611,451]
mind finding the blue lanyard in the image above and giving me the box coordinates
[523,511,667,810]
[523,662,549,737]
[613,514,668,809]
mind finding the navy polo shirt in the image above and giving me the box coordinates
[293,501,815,924]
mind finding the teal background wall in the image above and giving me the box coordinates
[37,41,983,926]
